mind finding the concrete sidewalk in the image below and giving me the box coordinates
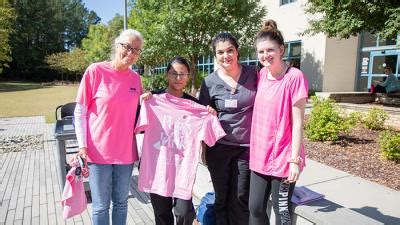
[193,159,400,224]
[297,160,400,224]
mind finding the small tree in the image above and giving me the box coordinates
[45,48,89,81]
[81,15,124,63]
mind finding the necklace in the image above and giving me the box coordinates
[268,64,289,80]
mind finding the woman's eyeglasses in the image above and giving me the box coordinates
[119,43,142,54]
[168,71,190,78]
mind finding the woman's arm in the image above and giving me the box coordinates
[74,103,88,158]
[288,98,306,183]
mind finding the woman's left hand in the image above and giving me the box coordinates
[288,163,300,183]
[207,105,217,116]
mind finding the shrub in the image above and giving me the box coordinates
[363,107,388,130]
[141,73,168,91]
[379,130,400,162]
[305,96,348,141]
[344,112,363,128]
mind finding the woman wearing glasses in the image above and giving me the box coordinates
[137,56,224,225]
[199,32,258,225]
[73,29,144,225]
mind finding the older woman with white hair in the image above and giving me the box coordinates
[73,29,144,225]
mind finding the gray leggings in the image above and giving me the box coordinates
[249,171,295,225]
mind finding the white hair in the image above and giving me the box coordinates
[114,29,144,45]
[111,29,144,60]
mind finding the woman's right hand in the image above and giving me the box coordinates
[140,92,153,103]
[70,147,89,177]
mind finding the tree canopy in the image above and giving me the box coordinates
[129,0,266,91]
[305,0,400,39]
[0,0,16,74]
[82,15,124,63]
[8,0,100,77]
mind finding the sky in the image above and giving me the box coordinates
[82,0,126,24]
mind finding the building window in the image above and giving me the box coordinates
[284,41,301,68]
[281,0,297,5]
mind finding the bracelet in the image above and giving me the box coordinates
[288,156,302,165]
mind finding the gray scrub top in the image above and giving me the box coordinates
[199,64,258,146]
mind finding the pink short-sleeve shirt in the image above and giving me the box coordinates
[76,62,142,164]
[250,67,308,178]
[135,93,226,200]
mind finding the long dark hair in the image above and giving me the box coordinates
[166,56,191,73]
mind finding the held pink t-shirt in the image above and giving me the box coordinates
[76,62,142,164]
[135,93,226,200]
[250,67,308,178]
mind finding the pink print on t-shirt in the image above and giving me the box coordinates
[135,93,226,200]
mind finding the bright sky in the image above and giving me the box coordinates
[82,0,126,24]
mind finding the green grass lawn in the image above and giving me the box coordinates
[0,82,78,123]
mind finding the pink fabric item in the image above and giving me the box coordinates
[250,67,308,178]
[61,167,87,219]
[135,93,226,200]
[76,61,142,164]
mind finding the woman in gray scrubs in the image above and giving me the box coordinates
[199,32,257,225]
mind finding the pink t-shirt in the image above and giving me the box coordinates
[250,67,308,178]
[135,93,226,200]
[76,62,142,164]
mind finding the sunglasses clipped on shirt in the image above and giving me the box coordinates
[118,43,142,54]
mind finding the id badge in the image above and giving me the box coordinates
[225,99,238,108]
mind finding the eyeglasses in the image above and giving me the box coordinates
[118,43,142,54]
[168,71,190,78]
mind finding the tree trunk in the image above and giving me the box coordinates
[190,55,198,95]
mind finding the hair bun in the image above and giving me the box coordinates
[261,19,277,32]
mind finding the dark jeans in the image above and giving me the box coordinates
[373,84,386,93]
[150,193,195,225]
[206,143,250,225]
[249,171,296,225]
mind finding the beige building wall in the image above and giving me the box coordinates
[323,36,359,91]
[260,0,358,91]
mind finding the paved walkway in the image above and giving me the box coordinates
[0,116,154,225]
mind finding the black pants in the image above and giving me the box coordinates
[150,193,195,225]
[249,171,296,225]
[373,84,386,93]
[206,143,250,225]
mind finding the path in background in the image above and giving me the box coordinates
[0,116,154,225]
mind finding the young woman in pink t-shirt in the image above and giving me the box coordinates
[248,20,308,225]
[73,29,144,225]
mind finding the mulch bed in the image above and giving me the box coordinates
[304,126,400,191]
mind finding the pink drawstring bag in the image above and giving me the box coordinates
[61,163,87,219]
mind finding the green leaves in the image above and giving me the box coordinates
[305,0,400,39]
[129,0,266,91]
[8,0,100,77]
[0,0,16,74]
[81,15,124,63]
[305,96,350,141]
[379,130,400,162]
[363,107,388,130]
